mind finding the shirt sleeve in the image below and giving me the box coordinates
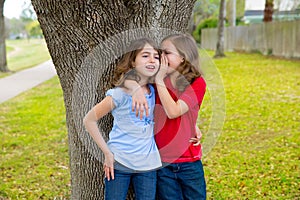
[179,77,206,109]
[106,88,125,108]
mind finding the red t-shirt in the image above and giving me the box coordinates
[154,76,206,163]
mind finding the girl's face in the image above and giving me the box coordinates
[132,43,160,80]
[161,40,184,74]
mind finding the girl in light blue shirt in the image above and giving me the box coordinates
[83,38,161,200]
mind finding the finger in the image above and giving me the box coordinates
[193,141,201,146]
[196,132,202,139]
[189,137,201,145]
[139,103,145,120]
[162,55,168,66]
[135,103,140,117]
[132,100,136,112]
[110,167,114,180]
[189,138,198,143]
[144,103,149,117]
[105,167,111,181]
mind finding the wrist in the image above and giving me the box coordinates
[103,150,113,156]
[155,77,165,86]
[130,85,142,95]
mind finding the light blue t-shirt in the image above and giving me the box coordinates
[106,84,161,171]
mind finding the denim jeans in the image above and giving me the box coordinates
[156,160,206,200]
[104,162,157,200]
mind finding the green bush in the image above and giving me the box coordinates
[193,18,218,43]
[193,17,246,44]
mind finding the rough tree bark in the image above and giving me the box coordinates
[31,1,196,199]
[0,0,9,72]
[214,0,226,58]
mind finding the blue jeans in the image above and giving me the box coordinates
[156,160,206,200]
[104,162,157,200]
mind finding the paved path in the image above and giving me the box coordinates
[0,60,57,104]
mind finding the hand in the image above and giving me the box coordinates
[155,54,168,85]
[104,152,114,181]
[131,86,149,119]
[189,126,202,146]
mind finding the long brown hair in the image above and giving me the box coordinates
[162,33,202,92]
[112,38,160,87]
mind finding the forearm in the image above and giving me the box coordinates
[123,79,149,118]
[123,79,140,93]
[156,81,183,119]
[83,109,111,155]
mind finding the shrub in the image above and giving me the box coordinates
[193,17,218,43]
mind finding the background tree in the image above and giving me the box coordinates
[0,0,8,72]
[227,0,236,26]
[226,0,245,26]
[192,0,219,29]
[25,20,42,38]
[6,18,27,39]
[192,0,219,43]
[192,0,245,44]
[214,0,226,58]
[20,1,37,39]
[263,0,274,22]
[31,1,197,199]
[5,4,41,40]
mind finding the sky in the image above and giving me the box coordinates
[4,0,31,19]
[3,0,298,19]
[3,0,262,19]
[245,0,265,10]
[245,0,299,10]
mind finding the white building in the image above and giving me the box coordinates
[244,0,300,23]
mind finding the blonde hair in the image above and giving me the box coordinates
[162,33,202,92]
[112,38,160,87]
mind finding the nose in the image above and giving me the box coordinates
[149,55,155,63]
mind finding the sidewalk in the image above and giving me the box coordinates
[0,60,57,104]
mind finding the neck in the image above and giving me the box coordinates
[137,78,150,94]
[139,79,149,87]
[140,83,150,94]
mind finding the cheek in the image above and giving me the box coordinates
[155,59,160,66]
[168,59,180,69]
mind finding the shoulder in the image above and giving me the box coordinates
[194,76,206,85]
[106,87,127,96]
[192,76,206,89]
[106,87,129,107]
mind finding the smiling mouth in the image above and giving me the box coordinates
[146,65,155,69]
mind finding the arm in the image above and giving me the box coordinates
[155,55,189,119]
[83,96,115,180]
[155,82,189,119]
[123,80,149,119]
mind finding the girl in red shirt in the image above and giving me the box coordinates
[127,33,206,199]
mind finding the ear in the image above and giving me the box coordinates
[131,61,136,67]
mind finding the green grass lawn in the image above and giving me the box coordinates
[0,77,69,199]
[0,51,299,199]
[0,39,51,78]
[202,52,300,199]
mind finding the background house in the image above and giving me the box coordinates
[243,0,300,23]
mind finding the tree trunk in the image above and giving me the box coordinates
[227,0,236,27]
[263,0,274,22]
[214,0,226,58]
[31,1,196,199]
[0,0,9,72]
